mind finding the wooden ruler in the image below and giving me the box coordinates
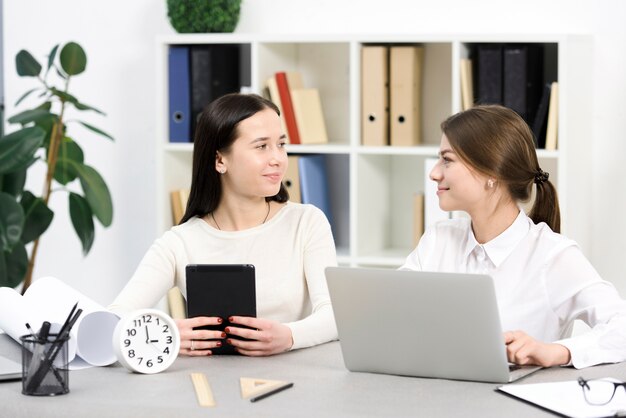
[190,372,215,407]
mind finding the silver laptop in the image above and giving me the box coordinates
[0,355,22,382]
[325,267,541,383]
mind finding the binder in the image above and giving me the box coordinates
[531,82,553,149]
[545,82,559,151]
[390,46,424,146]
[460,58,474,111]
[298,155,333,225]
[170,188,190,225]
[168,46,191,143]
[265,76,290,142]
[503,44,543,122]
[283,155,302,203]
[476,45,503,105]
[190,45,241,136]
[291,88,328,144]
[361,46,389,146]
[275,72,301,144]
[424,158,450,228]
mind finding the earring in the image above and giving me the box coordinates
[487,179,495,188]
[218,168,225,174]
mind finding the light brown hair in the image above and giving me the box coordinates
[440,105,560,232]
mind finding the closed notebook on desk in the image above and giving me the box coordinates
[0,355,22,382]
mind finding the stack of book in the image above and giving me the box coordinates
[263,71,329,145]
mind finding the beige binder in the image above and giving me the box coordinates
[413,193,425,247]
[284,155,302,202]
[361,46,389,146]
[390,46,424,146]
[460,58,474,111]
[170,188,190,225]
[545,81,559,151]
[291,88,328,144]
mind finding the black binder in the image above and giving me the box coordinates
[503,44,544,122]
[476,45,503,105]
[531,82,553,149]
[189,45,242,138]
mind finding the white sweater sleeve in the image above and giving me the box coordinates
[108,231,181,316]
[284,208,339,349]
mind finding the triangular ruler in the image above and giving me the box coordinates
[240,377,288,399]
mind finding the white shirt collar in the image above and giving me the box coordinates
[463,209,530,267]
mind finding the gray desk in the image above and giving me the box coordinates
[1,335,625,417]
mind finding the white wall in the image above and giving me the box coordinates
[3,0,626,303]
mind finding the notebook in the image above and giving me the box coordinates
[325,267,541,383]
[0,355,22,382]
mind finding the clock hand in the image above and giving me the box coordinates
[145,326,150,344]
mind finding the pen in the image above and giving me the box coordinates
[250,382,294,403]
[25,323,37,338]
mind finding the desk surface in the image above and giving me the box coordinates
[1,335,625,418]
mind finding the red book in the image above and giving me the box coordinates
[274,72,301,144]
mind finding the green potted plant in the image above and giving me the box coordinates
[0,41,114,292]
[166,0,242,33]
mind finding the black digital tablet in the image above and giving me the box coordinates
[185,264,256,355]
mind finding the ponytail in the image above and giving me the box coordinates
[528,169,561,233]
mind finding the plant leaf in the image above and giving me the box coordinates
[69,192,94,255]
[56,66,68,80]
[47,44,59,73]
[74,163,113,227]
[0,192,24,251]
[73,101,105,115]
[19,191,54,244]
[60,42,86,76]
[14,87,42,107]
[77,121,114,141]
[54,139,84,185]
[7,108,56,126]
[0,127,45,175]
[1,169,27,197]
[49,87,78,104]
[0,241,28,288]
[15,50,42,77]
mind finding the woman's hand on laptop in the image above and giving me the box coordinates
[177,316,225,356]
[225,316,294,356]
[504,330,571,367]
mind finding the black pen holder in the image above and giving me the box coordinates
[20,334,70,396]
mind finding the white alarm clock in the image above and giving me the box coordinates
[112,308,181,374]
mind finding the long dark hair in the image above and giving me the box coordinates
[440,105,560,232]
[179,93,289,224]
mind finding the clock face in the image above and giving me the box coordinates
[112,309,181,374]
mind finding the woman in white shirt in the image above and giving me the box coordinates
[401,105,626,368]
[109,93,338,356]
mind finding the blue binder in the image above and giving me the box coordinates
[298,155,333,226]
[168,46,191,143]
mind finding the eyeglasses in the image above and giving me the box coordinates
[578,377,626,405]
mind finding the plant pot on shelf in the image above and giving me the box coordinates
[166,0,242,33]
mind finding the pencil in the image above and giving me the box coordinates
[250,382,294,402]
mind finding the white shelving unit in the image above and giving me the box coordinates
[156,34,592,268]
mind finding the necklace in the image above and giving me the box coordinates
[211,201,271,231]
